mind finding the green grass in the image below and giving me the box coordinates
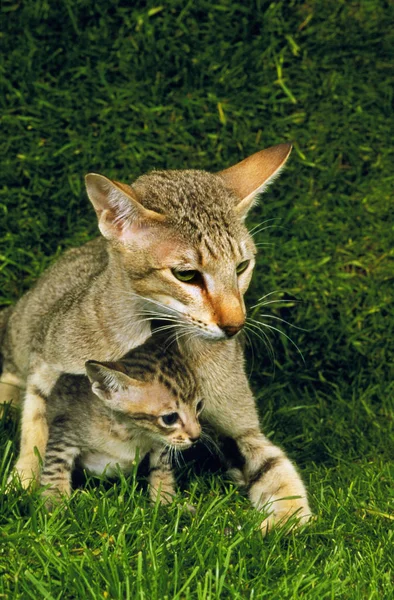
[1,0,393,598]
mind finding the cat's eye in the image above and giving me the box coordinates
[171,269,200,284]
[196,400,204,413]
[236,260,250,275]
[161,412,179,426]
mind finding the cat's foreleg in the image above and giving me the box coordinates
[12,359,60,488]
[148,447,176,506]
[40,417,80,507]
[225,430,311,533]
[204,374,311,533]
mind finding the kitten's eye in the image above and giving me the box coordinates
[236,260,250,275]
[161,412,179,426]
[196,400,204,413]
[171,269,200,283]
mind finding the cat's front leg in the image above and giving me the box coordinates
[11,359,60,488]
[223,430,311,533]
[148,447,176,506]
[202,362,311,533]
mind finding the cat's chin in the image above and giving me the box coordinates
[171,441,193,451]
[189,328,228,343]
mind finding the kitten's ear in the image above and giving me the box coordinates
[85,360,143,404]
[85,173,166,242]
[218,143,292,219]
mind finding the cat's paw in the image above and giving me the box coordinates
[260,495,312,535]
[7,459,39,490]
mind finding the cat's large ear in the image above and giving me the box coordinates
[218,143,292,219]
[85,360,144,406]
[85,173,166,242]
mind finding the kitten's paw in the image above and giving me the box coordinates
[183,503,196,515]
[260,495,312,535]
[41,484,71,512]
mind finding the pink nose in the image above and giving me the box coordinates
[220,323,244,338]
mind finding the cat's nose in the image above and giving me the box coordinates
[220,323,244,338]
[190,436,200,443]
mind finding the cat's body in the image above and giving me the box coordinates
[40,334,202,505]
[1,143,312,531]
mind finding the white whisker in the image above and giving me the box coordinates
[245,323,276,369]
[247,319,305,363]
[250,315,307,332]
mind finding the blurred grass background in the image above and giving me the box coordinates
[0,1,393,598]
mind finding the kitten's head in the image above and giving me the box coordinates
[85,346,202,449]
[85,144,291,341]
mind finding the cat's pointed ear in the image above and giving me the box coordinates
[218,143,292,219]
[85,360,144,404]
[85,173,166,242]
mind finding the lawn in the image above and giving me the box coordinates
[0,0,393,598]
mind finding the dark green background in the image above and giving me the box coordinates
[1,1,393,598]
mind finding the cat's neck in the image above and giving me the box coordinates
[177,335,238,365]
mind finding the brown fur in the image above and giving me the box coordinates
[2,143,311,531]
[39,334,202,506]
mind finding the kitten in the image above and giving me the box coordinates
[1,143,311,531]
[40,333,203,506]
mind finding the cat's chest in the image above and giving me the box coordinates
[80,420,152,476]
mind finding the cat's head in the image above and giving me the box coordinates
[85,358,202,449]
[85,143,291,341]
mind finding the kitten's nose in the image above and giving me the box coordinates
[189,435,200,443]
[220,323,244,338]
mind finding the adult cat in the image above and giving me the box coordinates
[1,143,311,529]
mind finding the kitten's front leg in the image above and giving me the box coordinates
[12,359,60,488]
[40,416,80,507]
[148,447,176,506]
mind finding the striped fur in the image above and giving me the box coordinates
[40,333,203,507]
[1,146,311,531]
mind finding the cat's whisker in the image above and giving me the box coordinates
[247,319,305,364]
[251,314,308,332]
[125,292,185,318]
[250,224,285,239]
[249,299,300,310]
[244,323,276,368]
[252,290,287,304]
[248,218,282,235]
[163,326,196,352]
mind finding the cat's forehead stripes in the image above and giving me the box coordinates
[133,169,248,259]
